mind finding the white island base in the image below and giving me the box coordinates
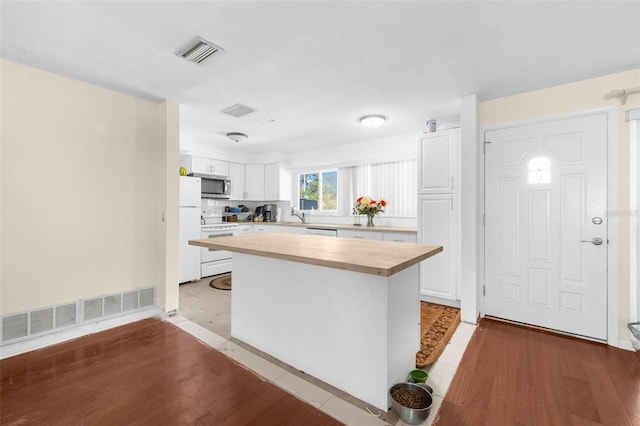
[231,252,420,411]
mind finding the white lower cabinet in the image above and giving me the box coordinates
[253,224,271,233]
[236,225,253,235]
[382,232,417,243]
[271,225,307,234]
[418,195,459,301]
[337,229,383,240]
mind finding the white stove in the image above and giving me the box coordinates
[200,223,238,278]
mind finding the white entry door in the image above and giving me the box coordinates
[484,113,608,340]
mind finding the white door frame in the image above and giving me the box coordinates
[478,107,619,347]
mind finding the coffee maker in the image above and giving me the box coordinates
[254,205,265,221]
[263,204,277,222]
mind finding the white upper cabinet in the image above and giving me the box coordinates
[229,162,247,200]
[264,163,291,201]
[182,157,290,202]
[245,164,265,201]
[229,162,266,201]
[419,129,459,194]
[181,155,230,176]
[210,159,229,176]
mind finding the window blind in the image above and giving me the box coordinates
[340,159,417,217]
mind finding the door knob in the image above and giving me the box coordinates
[580,237,603,245]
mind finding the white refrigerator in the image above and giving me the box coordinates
[179,176,201,283]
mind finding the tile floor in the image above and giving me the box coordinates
[177,276,476,426]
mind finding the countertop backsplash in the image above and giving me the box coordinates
[199,198,417,228]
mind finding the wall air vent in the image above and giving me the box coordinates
[0,286,156,346]
[178,37,224,64]
[221,103,256,118]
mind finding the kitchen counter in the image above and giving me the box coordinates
[271,221,417,234]
[189,233,441,410]
[189,233,440,276]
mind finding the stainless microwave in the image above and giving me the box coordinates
[189,173,231,199]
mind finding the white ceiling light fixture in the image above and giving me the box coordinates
[360,115,386,128]
[226,132,248,143]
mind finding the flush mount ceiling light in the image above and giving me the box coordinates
[226,132,248,143]
[359,115,386,128]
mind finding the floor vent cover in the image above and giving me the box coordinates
[84,298,103,322]
[55,304,77,329]
[123,291,139,312]
[30,308,54,335]
[1,287,156,345]
[2,313,28,342]
[104,295,122,317]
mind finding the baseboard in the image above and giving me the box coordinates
[420,294,461,309]
[617,338,638,352]
[0,307,164,359]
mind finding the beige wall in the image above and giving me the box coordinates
[480,68,640,338]
[1,59,178,315]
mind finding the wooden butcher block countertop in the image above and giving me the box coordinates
[189,233,442,277]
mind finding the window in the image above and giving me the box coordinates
[296,160,417,217]
[528,157,551,184]
[298,170,338,212]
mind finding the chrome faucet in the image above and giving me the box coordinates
[291,207,306,223]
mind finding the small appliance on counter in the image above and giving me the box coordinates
[263,204,277,222]
[254,205,265,220]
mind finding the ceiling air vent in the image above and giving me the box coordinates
[221,103,256,118]
[178,37,224,64]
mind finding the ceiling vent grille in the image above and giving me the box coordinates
[221,103,256,118]
[178,37,224,64]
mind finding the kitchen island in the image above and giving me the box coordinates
[189,233,442,410]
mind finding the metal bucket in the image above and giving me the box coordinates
[389,382,433,425]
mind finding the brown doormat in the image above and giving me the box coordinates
[209,273,232,290]
[416,301,461,368]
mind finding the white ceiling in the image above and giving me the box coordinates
[2,1,639,154]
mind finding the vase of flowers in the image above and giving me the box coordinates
[353,196,387,227]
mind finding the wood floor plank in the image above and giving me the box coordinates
[0,318,344,426]
[435,318,640,426]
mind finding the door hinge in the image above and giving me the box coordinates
[483,140,492,154]
[482,214,486,226]
[483,285,486,296]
